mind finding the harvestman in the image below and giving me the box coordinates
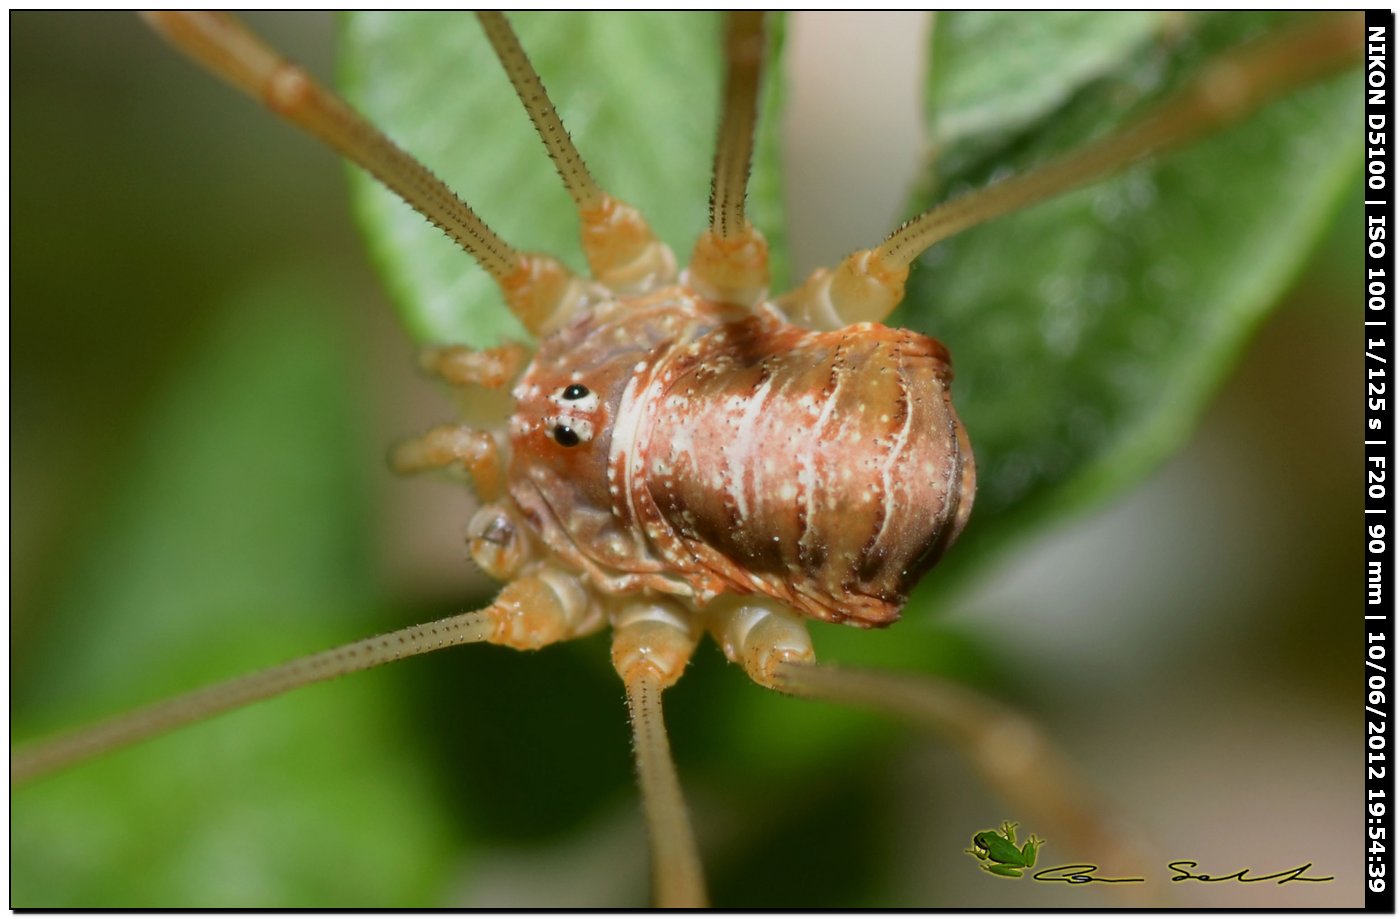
[12,11,1362,907]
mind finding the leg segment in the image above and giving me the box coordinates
[706,595,814,688]
[140,12,589,336]
[390,423,503,499]
[611,601,706,907]
[685,12,770,307]
[703,601,1151,892]
[770,661,1142,880]
[142,11,516,280]
[780,12,1362,329]
[12,569,599,784]
[476,11,676,294]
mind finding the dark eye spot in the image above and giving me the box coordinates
[552,424,580,447]
[562,384,590,400]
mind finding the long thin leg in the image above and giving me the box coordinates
[625,672,705,908]
[711,600,1148,893]
[712,602,1106,865]
[140,12,586,335]
[612,602,706,907]
[13,570,599,784]
[876,11,1363,268]
[474,11,603,213]
[771,661,1141,878]
[781,12,1363,328]
[475,11,675,293]
[686,12,770,307]
[708,12,766,243]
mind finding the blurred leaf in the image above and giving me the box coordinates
[342,12,787,347]
[12,279,459,907]
[922,11,1162,174]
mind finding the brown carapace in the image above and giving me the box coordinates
[12,11,1364,908]
[509,289,974,628]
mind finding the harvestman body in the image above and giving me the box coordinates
[12,11,1362,907]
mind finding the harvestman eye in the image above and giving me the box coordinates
[562,384,590,400]
[552,424,581,447]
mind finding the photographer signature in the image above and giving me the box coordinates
[1028,861,1333,885]
[965,823,1332,885]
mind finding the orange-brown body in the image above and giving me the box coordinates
[509,286,975,627]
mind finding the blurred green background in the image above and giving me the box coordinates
[11,12,1361,907]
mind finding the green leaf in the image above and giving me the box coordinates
[342,12,787,347]
[923,11,1163,173]
[896,12,1360,585]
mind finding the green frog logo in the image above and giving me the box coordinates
[966,821,1043,878]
